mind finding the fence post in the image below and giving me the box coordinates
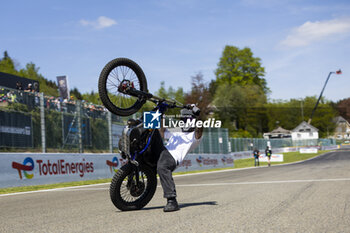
[39,93,46,153]
[234,138,237,152]
[208,127,212,153]
[108,111,113,153]
[77,100,83,153]
[61,111,64,148]
[218,128,222,154]
[226,129,231,153]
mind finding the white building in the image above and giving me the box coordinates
[291,121,319,140]
[333,116,350,140]
[263,126,291,139]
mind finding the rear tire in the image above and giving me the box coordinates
[98,58,148,116]
[110,163,157,211]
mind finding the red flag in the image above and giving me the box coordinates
[336,69,342,74]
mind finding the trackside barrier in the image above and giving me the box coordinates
[230,145,338,161]
[1,145,337,188]
[259,154,284,162]
[0,153,234,188]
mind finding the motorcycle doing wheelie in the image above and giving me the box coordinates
[98,58,197,211]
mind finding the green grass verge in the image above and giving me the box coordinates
[0,150,332,195]
[234,150,330,169]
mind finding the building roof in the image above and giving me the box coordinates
[292,121,319,132]
[269,126,291,134]
[333,116,349,124]
[263,126,291,138]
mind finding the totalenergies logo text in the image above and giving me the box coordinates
[106,157,127,174]
[12,157,35,179]
[179,159,192,169]
[196,156,218,166]
[196,156,203,167]
[106,157,119,173]
[221,156,234,165]
[12,157,94,179]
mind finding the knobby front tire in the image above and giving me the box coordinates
[110,163,157,211]
[98,58,148,116]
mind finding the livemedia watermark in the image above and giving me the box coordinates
[143,110,221,129]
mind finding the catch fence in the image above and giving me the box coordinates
[0,86,336,154]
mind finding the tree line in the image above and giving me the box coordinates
[1,47,349,138]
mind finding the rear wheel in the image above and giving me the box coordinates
[98,58,148,116]
[110,163,157,211]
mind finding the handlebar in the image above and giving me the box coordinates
[122,85,199,114]
[123,86,185,107]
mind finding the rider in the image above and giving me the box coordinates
[157,105,203,212]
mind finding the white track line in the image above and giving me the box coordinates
[0,151,335,197]
[55,188,109,191]
[0,183,109,197]
[13,177,350,192]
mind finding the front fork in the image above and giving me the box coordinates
[127,163,141,189]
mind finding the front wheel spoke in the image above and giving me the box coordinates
[116,170,150,205]
[111,68,121,82]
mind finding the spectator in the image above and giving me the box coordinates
[9,91,17,103]
[0,88,7,103]
[33,82,39,92]
[253,148,260,167]
[16,81,23,90]
[25,83,33,92]
[265,146,272,167]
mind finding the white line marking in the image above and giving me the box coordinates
[56,188,109,191]
[172,177,350,187]
[0,183,109,197]
[3,177,349,195]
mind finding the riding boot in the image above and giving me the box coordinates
[163,197,180,212]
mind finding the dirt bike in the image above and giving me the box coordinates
[98,58,196,211]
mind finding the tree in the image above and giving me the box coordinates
[0,51,60,96]
[266,96,337,138]
[82,91,102,105]
[0,51,18,75]
[155,81,185,104]
[151,82,186,115]
[211,45,270,137]
[185,72,212,118]
[215,46,268,94]
[213,84,267,137]
[19,62,59,96]
[70,87,83,100]
[155,81,168,99]
[337,98,350,123]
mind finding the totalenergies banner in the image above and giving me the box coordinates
[0,153,234,188]
[175,154,234,173]
[0,153,127,188]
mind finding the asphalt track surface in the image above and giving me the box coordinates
[1,149,350,233]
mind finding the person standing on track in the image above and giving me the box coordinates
[265,146,272,167]
[253,148,260,167]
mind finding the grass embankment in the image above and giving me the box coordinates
[0,150,331,195]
